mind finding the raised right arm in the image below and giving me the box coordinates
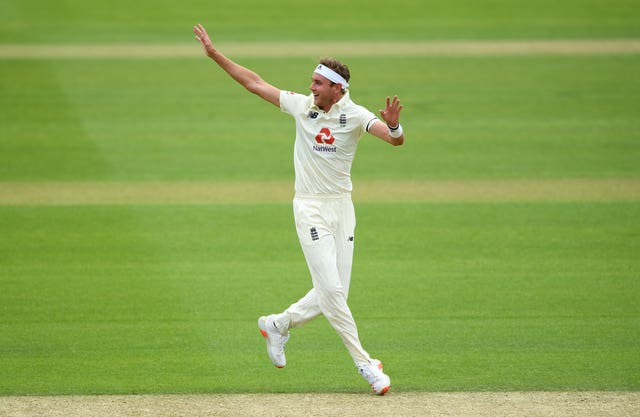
[193,24,280,107]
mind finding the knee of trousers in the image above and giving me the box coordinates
[316,285,349,316]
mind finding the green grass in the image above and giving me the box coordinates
[1,0,639,396]
[1,55,639,181]
[2,0,640,42]
[0,202,638,394]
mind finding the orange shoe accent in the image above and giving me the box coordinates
[260,327,284,367]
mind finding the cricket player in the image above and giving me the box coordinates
[194,24,404,395]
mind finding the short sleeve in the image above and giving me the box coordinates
[280,90,309,116]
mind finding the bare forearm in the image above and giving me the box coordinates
[207,48,263,92]
[194,24,280,105]
[369,121,404,146]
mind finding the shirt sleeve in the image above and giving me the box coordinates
[365,116,379,132]
[280,90,308,116]
[358,107,379,133]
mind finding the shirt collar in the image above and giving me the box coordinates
[307,91,351,113]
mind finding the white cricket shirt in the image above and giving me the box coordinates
[280,90,379,196]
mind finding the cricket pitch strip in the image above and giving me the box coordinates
[1,392,638,417]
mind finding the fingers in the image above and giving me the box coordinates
[193,23,208,42]
[379,95,403,125]
[384,95,401,109]
[194,24,217,58]
[384,96,403,113]
[392,96,403,114]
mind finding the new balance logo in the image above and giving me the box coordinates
[310,227,319,241]
[340,114,347,127]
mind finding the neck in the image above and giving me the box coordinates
[320,92,344,111]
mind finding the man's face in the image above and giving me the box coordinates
[310,73,343,111]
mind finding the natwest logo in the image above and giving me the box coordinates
[315,127,335,145]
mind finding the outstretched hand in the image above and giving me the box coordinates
[379,95,403,127]
[193,24,216,58]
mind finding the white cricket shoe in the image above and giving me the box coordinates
[258,315,289,368]
[358,359,391,395]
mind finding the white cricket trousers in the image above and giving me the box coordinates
[280,194,372,365]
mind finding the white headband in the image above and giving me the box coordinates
[314,64,349,89]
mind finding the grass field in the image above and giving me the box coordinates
[1,202,638,395]
[1,0,639,407]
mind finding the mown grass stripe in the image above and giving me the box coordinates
[1,40,639,59]
[1,179,638,205]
